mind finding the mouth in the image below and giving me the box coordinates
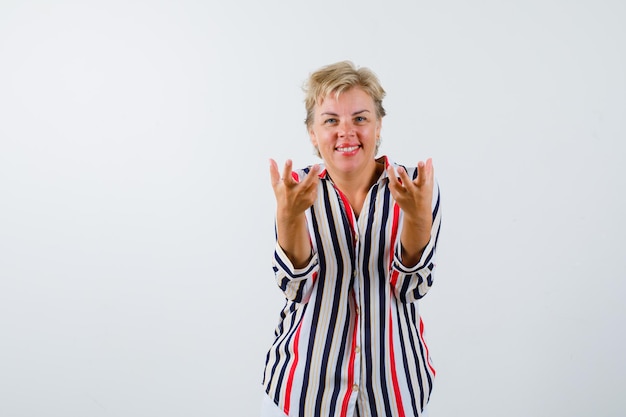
[335,145,361,153]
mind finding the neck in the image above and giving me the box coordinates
[325,159,385,217]
[329,160,382,192]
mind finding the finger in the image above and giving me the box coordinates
[425,158,434,182]
[281,159,294,185]
[415,158,434,187]
[269,158,281,187]
[427,158,434,176]
[300,166,320,200]
[387,165,400,186]
[301,164,320,187]
[387,165,408,198]
[386,165,398,190]
[396,166,414,189]
[415,160,425,186]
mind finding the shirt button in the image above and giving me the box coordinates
[352,384,359,392]
[355,346,361,354]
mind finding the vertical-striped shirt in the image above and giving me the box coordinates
[263,156,442,417]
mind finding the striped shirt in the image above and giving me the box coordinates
[262,156,442,417]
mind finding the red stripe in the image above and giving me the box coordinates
[284,168,319,414]
[334,187,355,242]
[284,321,303,415]
[339,294,359,417]
[419,317,436,377]
[388,305,406,417]
[389,203,401,287]
[336,185,357,416]
[388,174,406,415]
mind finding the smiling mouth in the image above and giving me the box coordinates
[336,145,360,152]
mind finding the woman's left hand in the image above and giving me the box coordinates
[387,158,435,266]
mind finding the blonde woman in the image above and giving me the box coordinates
[262,61,441,417]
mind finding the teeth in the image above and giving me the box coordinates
[337,146,359,152]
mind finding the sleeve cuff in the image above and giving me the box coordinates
[392,238,435,274]
[274,243,319,280]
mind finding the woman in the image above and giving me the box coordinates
[262,61,442,417]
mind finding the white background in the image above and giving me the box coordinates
[1,1,625,416]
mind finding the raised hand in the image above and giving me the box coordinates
[269,159,320,268]
[387,158,435,267]
[269,159,320,220]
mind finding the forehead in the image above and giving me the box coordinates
[316,87,374,112]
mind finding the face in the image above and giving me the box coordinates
[308,87,382,178]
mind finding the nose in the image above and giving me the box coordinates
[338,119,355,137]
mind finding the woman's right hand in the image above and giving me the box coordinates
[269,159,320,268]
[269,159,320,220]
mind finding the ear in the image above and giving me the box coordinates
[375,118,382,139]
[309,128,318,147]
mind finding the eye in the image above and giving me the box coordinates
[324,118,337,125]
[355,116,366,123]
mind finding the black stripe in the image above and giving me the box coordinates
[396,302,420,416]
[299,183,336,416]
[363,183,393,416]
[412,217,442,300]
[432,186,440,222]
[375,184,393,416]
[262,301,290,386]
[361,188,377,415]
[265,301,291,389]
[328,297,352,416]
[412,303,433,409]
[272,302,304,403]
[275,252,318,301]
[402,302,425,409]
[400,273,417,303]
[314,180,354,416]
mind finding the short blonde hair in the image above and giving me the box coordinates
[303,61,386,129]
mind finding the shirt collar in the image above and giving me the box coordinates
[316,155,392,182]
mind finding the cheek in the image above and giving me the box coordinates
[312,130,334,146]
[358,127,378,139]
[372,119,382,136]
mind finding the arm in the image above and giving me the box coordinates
[387,158,435,267]
[269,159,320,268]
[387,159,442,302]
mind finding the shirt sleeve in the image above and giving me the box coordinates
[273,242,320,303]
[391,180,442,303]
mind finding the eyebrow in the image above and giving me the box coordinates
[320,110,371,117]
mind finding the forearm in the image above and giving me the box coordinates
[399,215,432,268]
[392,179,442,302]
[276,212,312,269]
